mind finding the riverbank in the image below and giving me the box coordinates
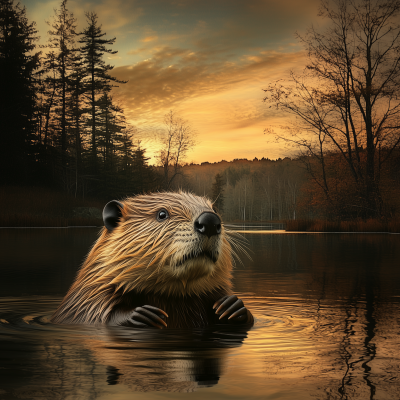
[285,219,400,233]
[0,186,103,227]
[2,186,399,232]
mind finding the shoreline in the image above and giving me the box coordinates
[1,227,399,234]
[236,230,400,234]
[0,226,100,229]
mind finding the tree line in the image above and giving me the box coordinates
[0,0,157,199]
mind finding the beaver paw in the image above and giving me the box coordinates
[213,295,248,324]
[128,305,168,329]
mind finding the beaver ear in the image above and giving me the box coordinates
[103,200,124,231]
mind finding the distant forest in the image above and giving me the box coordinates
[1,0,400,226]
[176,158,306,222]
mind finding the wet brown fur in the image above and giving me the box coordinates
[51,192,238,327]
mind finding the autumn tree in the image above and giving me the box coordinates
[158,110,197,190]
[0,0,40,183]
[264,0,400,218]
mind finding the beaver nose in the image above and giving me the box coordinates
[194,212,221,238]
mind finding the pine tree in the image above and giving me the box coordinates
[78,12,126,175]
[67,56,86,196]
[0,0,40,183]
[211,173,225,213]
[45,0,77,165]
[38,51,57,150]
[96,92,125,196]
[118,128,136,195]
[132,144,155,194]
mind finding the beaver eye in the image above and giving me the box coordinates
[156,209,169,222]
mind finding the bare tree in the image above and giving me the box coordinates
[264,0,400,217]
[158,110,197,190]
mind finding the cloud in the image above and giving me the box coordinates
[27,0,143,48]
[112,47,306,118]
[72,0,143,31]
[142,35,158,42]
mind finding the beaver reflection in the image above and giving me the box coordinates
[94,326,248,392]
[104,350,222,391]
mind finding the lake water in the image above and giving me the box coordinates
[0,229,400,399]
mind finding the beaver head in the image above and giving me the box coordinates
[96,192,234,297]
[51,192,243,324]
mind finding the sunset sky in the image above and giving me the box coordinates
[23,0,323,164]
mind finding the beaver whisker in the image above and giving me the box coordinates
[224,229,252,262]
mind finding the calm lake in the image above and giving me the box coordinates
[0,229,400,399]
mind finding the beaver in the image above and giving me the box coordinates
[51,192,253,329]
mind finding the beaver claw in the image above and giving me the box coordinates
[213,295,248,324]
[127,305,168,329]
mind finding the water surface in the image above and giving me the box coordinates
[0,229,400,399]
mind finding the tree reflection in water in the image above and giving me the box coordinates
[235,233,400,399]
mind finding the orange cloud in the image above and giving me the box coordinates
[142,35,158,42]
[113,48,305,114]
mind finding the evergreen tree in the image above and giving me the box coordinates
[67,55,86,196]
[211,173,225,213]
[132,144,156,194]
[78,12,126,174]
[96,92,125,196]
[0,0,40,183]
[97,93,124,165]
[38,51,57,150]
[118,128,136,195]
[45,0,77,165]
